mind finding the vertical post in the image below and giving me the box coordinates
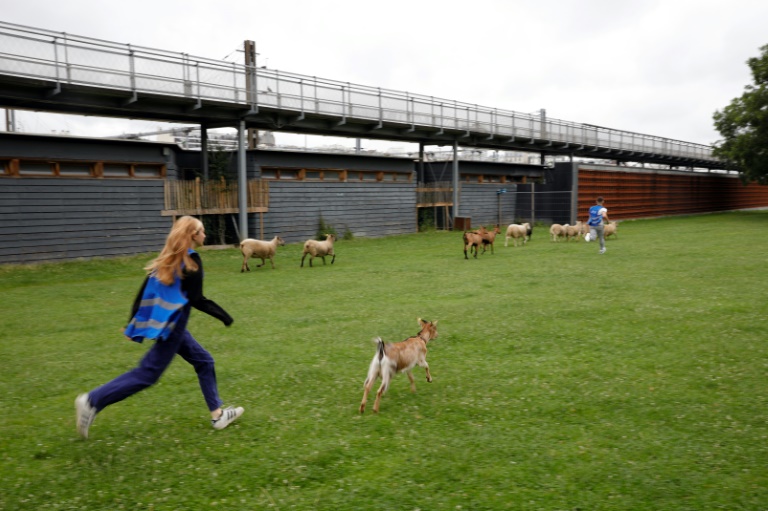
[418,142,425,183]
[5,109,15,132]
[570,155,578,224]
[497,192,502,226]
[244,39,258,148]
[201,124,209,181]
[531,182,536,225]
[452,139,459,221]
[238,120,248,240]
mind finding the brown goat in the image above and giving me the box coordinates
[463,226,486,259]
[359,318,439,414]
[479,225,501,254]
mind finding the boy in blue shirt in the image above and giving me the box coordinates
[587,197,609,254]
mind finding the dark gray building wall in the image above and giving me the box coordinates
[249,180,416,243]
[0,178,169,264]
[249,150,416,174]
[458,184,518,228]
[0,132,179,177]
[231,150,417,243]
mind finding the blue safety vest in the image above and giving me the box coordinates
[123,250,192,343]
[588,205,605,227]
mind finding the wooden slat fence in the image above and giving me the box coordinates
[162,177,269,216]
[416,181,453,207]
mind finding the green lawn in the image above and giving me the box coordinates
[1,211,767,510]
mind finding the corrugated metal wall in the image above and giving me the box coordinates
[577,167,768,220]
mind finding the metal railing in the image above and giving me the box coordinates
[0,21,717,164]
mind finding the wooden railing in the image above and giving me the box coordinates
[416,181,453,207]
[162,177,268,216]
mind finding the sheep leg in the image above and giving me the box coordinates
[330,253,335,265]
[269,256,276,269]
[504,236,509,247]
[300,253,308,267]
[241,256,250,272]
[256,257,265,268]
[321,255,326,265]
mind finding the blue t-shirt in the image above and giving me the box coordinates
[588,205,606,226]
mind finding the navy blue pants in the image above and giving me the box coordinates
[88,311,223,413]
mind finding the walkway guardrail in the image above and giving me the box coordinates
[0,21,717,164]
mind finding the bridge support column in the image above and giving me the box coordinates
[237,120,248,240]
[570,155,579,225]
[452,139,459,221]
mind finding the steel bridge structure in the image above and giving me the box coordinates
[0,21,724,170]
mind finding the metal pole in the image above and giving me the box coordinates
[497,193,502,226]
[237,120,248,240]
[570,155,578,224]
[452,139,459,222]
[5,109,15,132]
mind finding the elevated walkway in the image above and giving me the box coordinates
[0,21,723,170]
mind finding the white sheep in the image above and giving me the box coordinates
[550,223,566,242]
[604,221,619,239]
[505,222,531,247]
[563,223,583,242]
[301,233,337,267]
[239,236,285,272]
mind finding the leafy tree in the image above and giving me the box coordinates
[713,44,768,183]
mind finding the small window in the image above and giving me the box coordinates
[325,171,340,181]
[18,161,54,176]
[134,165,162,178]
[305,171,322,180]
[59,163,93,177]
[104,164,132,177]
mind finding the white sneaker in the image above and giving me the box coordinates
[212,406,244,430]
[599,248,606,254]
[75,393,97,439]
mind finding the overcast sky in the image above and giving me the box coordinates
[3,0,767,150]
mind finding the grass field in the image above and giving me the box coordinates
[1,211,767,510]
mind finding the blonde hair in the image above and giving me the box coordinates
[145,216,201,284]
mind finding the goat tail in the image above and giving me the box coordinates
[372,336,385,361]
